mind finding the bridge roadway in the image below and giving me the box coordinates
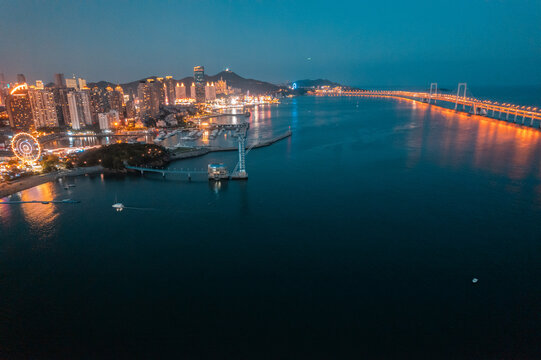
[319,90,541,127]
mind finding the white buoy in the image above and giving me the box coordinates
[472,278,478,283]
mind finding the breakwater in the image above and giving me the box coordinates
[168,130,292,160]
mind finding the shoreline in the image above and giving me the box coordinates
[0,166,104,199]
[0,131,292,198]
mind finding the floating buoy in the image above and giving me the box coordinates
[472,278,478,284]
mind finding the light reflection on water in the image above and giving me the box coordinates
[2,96,541,358]
[403,100,541,183]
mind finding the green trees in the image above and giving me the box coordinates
[76,143,167,170]
[40,154,60,173]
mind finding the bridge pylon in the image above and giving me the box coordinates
[429,83,438,104]
[455,83,467,110]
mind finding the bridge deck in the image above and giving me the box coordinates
[323,91,541,122]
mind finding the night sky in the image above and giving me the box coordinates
[0,0,539,87]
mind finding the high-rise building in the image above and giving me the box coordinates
[28,89,58,128]
[190,83,196,100]
[0,73,7,89]
[54,73,66,88]
[137,80,160,118]
[153,77,166,105]
[78,78,87,90]
[53,87,71,126]
[35,80,44,90]
[164,76,176,105]
[6,84,34,130]
[107,88,124,120]
[175,83,186,101]
[89,87,105,124]
[98,110,120,130]
[193,66,206,103]
[65,77,78,90]
[125,99,136,119]
[67,91,92,130]
[17,74,27,84]
[115,85,125,102]
[205,82,216,101]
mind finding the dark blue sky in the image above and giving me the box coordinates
[0,0,539,87]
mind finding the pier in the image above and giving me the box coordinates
[127,130,292,181]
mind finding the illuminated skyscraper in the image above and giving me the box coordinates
[78,78,87,90]
[6,84,34,130]
[67,91,92,130]
[65,77,78,90]
[190,83,196,100]
[0,73,6,89]
[137,80,160,118]
[53,87,71,126]
[28,89,58,128]
[205,82,216,101]
[164,76,176,105]
[35,80,44,90]
[175,83,186,101]
[107,88,124,120]
[154,77,166,105]
[193,66,205,103]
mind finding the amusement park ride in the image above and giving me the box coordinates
[10,132,42,163]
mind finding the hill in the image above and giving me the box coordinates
[88,71,283,96]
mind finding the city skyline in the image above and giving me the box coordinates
[0,0,540,87]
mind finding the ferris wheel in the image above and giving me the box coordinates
[11,132,42,163]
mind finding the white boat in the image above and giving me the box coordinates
[112,203,124,212]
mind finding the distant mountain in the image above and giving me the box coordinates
[88,71,283,96]
[207,71,281,94]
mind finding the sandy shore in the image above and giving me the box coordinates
[0,166,104,199]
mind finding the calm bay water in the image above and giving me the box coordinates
[1,96,541,359]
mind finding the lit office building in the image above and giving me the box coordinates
[193,66,205,103]
[6,84,34,130]
[28,89,58,128]
[205,82,216,101]
[35,80,44,90]
[67,91,92,130]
